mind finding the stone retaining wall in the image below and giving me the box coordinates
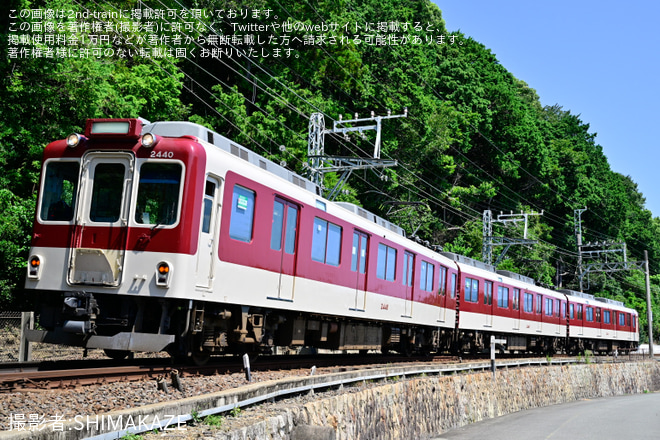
[223,361,660,440]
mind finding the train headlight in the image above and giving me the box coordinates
[28,255,42,279]
[66,133,86,148]
[141,132,159,148]
[155,261,171,287]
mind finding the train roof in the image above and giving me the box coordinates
[560,288,632,311]
[143,120,321,196]
[143,120,409,239]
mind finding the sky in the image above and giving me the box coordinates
[432,0,660,218]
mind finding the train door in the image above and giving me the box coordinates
[536,294,543,333]
[484,281,494,327]
[402,251,415,317]
[350,230,369,312]
[270,198,299,301]
[437,266,448,323]
[576,304,584,336]
[68,152,134,286]
[196,176,222,288]
[512,288,521,330]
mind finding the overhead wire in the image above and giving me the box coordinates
[82,0,651,279]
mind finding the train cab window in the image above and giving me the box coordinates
[90,163,125,222]
[484,281,493,305]
[420,260,435,292]
[633,315,636,329]
[497,286,509,308]
[512,288,520,310]
[524,292,533,313]
[311,218,341,266]
[377,243,397,281]
[135,162,183,226]
[450,273,457,299]
[229,185,256,242]
[464,277,479,303]
[40,161,79,222]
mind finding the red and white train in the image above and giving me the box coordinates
[25,118,639,362]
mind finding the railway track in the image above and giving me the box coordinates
[0,353,459,392]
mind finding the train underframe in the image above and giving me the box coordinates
[28,291,637,363]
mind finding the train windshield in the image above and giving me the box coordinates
[135,162,183,226]
[89,163,125,222]
[39,160,80,222]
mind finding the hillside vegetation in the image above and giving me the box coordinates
[2,0,659,341]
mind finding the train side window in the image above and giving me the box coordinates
[604,310,611,324]
[284,206,297,254]
[524,292,533,313]
[271,200,298,253]
[577,305,583,320]
[135,162,183,226]
[402,252,414,287]
[586,307,594,322]
[561,302,566,319]
[595,308,601,323]
[229,185,256,242]
[439,266,448,295]
[450,273,457,299]
[311,217,341,266]
[497,286,509,308]
[545,298,553,316]
[484,281,493,305]
[40,161,80,222]
[512,288,520,310]
[271,201,285,250]
[420,261,434,292]
[377,243,397,281]
[536,294,543,315]
[570,304,575,319]
[201,180,215,233]
[464,277,479,303]
[351,231,368,273]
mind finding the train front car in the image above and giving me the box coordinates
[25,118,205,358]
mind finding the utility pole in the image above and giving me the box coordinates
[307,110,406,199]
[574,211,652,353]
[574,207,587,291]
[482,210,543,266]
[574,208,645,290]
[645,250,654,357]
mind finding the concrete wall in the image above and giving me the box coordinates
[223,361,660,440]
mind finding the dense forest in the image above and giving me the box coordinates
[2,0,659,342]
